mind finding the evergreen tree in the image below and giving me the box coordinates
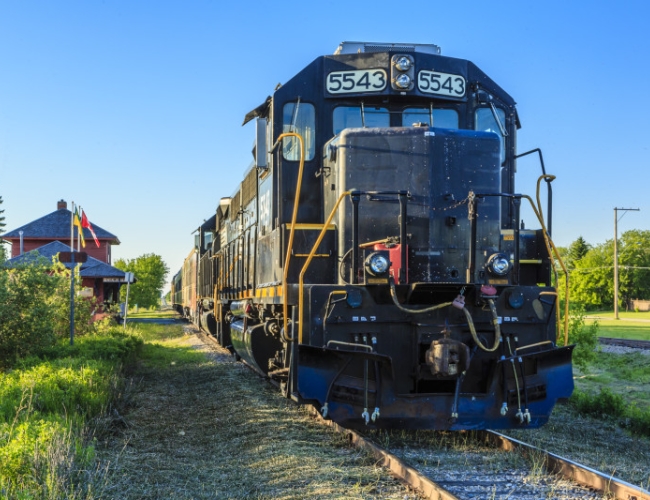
[566,236,590,270]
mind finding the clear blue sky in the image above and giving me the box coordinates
[1,1,649,281]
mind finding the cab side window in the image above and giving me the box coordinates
[475,107,506,164]
[283,102,315,161]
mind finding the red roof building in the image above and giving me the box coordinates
[2,200,126,313]
[3,199,120,264]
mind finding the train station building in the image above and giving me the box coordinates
[2,200,128,314]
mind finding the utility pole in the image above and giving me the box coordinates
[614,207,640,319]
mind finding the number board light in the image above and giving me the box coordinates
[326,69,387,94]
[417,70,466,98]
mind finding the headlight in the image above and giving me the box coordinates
[395,56,412,71]
[486,253,511,276]
[394,74,412,89]
[366,252,390,276]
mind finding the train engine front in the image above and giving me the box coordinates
[222,42,574,430]
[302,125,574,429]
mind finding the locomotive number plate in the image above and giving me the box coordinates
[418,70,466,98]
[326,69,387,94]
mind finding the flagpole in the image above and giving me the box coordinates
[69,201,76,345]
[70,201,74,252]
[77,206,81,252]
[77,205,80,252]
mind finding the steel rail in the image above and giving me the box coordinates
[195,326,649,500]
[316,415,460,500]
[197,328,457,498]
[599,336,650,350]
[482,430,650,500]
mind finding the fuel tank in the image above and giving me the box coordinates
[229,320,283,374]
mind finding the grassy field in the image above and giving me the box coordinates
[124,308,176,319]
[586,310,650,339]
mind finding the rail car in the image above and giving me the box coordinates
[172,41,574,430]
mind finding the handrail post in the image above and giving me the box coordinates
[398,192,408,284]
[351,192,361,284]
[467,191,477,283]
[299,191,352,343]
[512,197,521,285]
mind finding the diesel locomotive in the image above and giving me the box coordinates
[172,41,574,430]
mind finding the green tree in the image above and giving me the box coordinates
[617,229,650,303]
[566,236,591,270]
[569,230,650,310]
[115,253,169,309]
[570,242,612,310]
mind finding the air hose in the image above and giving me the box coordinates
[389,278,501,352]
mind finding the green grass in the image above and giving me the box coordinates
[574,351,650,409]
[122,315,209,369]
[585,310,650,340]
[570,312,650,435]
[126,308,178,319]
[130,319,185,342]
[0,323,143,499]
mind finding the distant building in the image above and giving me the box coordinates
[2,200,128,313]
[3,199,120,263]
[4,241,126,307]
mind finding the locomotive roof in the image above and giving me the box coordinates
[334,41,442,55]
[243,42,518,127]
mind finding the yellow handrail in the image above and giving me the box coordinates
[298,191,352,343]
[275,132,305,342]
[521,174,570,346]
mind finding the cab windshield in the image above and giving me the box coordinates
[333,106,459,135]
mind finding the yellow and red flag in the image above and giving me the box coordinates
[73,207,85,248]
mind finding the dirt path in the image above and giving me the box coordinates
[95,327,419,499]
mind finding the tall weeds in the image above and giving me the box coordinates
[0,323,142,499]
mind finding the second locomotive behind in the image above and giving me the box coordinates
[173,41,574,430]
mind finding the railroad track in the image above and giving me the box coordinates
[599,336,650,350]
[196,329,648,499]
[336,425,650,500]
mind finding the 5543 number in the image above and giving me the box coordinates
[418,70,465,97]
[326,69,387,94]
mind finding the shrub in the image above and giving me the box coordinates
[625,405,650,436]
[0,260,96,369]
[570,388,650,437]
[0,416,96,498]
[566,306,599,369]
[570,387,626,418]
